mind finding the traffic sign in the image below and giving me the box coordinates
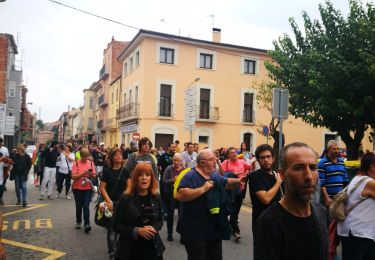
[132,133,140,141]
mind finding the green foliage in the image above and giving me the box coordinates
[35,119,45,130]
[265,0,375,159]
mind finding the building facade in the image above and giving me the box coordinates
[116,29,372,153]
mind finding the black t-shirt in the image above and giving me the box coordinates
[43,148,60,168]
[100,167,130,202]
[122,149,133,160]
[248,169,282,227]
[157,152,174,175]
[254,203,324,260]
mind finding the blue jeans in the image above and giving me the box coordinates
[14,175,27,203]
[73,189,92,226]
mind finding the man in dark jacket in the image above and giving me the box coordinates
[40,141,59,200]
[254,142,329,260]
[11,145,32,206]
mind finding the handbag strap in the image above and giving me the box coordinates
[345,176,370,216]
[65,155,71,171]
[109,167,125,199]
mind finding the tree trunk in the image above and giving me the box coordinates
[339,129,365,160]
[271,130,285,171]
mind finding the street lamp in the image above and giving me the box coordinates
[62,114,67,143]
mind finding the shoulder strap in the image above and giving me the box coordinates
[109,167,125,199]
[345,176,370,216]
[65,155,71,171]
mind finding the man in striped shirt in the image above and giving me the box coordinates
[318,140,349,207]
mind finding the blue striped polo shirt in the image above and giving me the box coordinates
[318,156,349,197]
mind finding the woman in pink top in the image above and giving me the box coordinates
[220,147,252,242]
[71,148,96,233]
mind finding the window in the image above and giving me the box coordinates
[8,112,13,116]
[244,59,256,74]
[200,53,213,69]
[243,93,254,123]
[160,48,174,64]
[129,57,133,72]
[199,89,210,119]
[135,51,140,67]
[89,97,94,109]
[111,91,114,104]
[88,117,94,129]
[159,84,172,117]
[124,62,128,75]
[199,136,209,143]
[9,87,15,97]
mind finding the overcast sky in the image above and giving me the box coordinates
[0,0,362,122]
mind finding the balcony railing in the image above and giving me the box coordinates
[106,118,117,129]
[116,103,139,121]
[195,106,220,121]
[242,108,255,123]
[98,94,107,107]
[99,64,108,80]
[97,120,104,130]
[157,103,173,117]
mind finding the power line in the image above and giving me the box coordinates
[46,0,271,61]
[47,0,139,31]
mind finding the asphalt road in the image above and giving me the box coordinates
[1,175,254,260]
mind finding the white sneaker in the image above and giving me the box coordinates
[66,195,71,200]
[56,193,61,198]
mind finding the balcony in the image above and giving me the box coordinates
[105,117,117,130]
[98,94,108,108]
[99,64,109,80]
[157,103,173,118]
[97,120,104,130]
[195,106,220,122]
[116,103,139,122]
[242,108,255,124]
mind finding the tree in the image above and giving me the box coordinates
[254,80,285,170]
[265,0,375,159]
[35,119,45,131]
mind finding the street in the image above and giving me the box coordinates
[1,175,254,260]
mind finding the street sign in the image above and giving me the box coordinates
[4,116,15,136]
[132,133,140,141]
[263,125,269,136]
[184,88,196,130]
[272,88,289,119]
[0,104,6,137]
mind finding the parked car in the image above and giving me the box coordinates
[25,145,37,158]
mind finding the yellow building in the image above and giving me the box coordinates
[105,75,122,147]
[80,87,96,143]
[115,29,372,153]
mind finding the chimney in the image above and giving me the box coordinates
[212,28,221,43]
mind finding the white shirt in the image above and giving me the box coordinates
[58,153,75,174]
[337,175,375,241]
[181,151,197,168]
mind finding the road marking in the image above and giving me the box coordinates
[2,239,66,259]
[2,203,66,259]
[2,204,48,217]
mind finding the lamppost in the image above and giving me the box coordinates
[62,114,67,143]
[184,77,201,142]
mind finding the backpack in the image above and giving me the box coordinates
[329,176,369,221]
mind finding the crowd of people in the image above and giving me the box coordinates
[0,136,374,260]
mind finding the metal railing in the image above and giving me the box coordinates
[195,106,220,121]
[157,103,173,117]
[116,103,139,120]
[242,108,255,123]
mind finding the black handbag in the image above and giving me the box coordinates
[152,232,165,256]
[94,168,124,228]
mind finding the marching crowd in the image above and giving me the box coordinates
[0,136,374,260]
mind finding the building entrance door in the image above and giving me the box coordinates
[155,134,173,150]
